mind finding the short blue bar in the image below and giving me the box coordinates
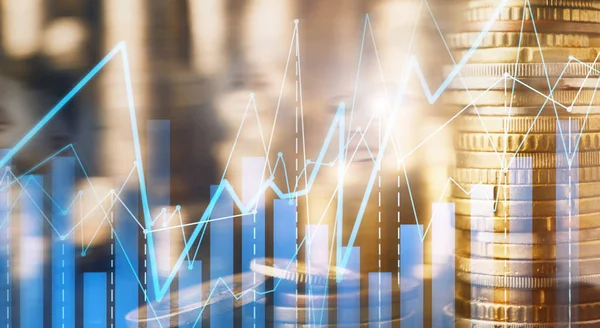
[369,272,392,328]
[179,261,202,327]
[52,157,76,328]
[400,224,422,327]
[20,175,44,328]
[511,157,532,307]
[210,185,233,328]
[432,203,455,328]
[305,225,328,326]
[338,247,360,325]
[242,157,266,328]
[273,199,297,321]
[116,179,139,328]
[84,272,107,328]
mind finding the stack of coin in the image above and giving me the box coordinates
[250,258,419,326]
[444,0,600,326]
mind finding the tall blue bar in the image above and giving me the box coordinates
[432,203,455,328]
[52,157,75,328]
[242,157,266,327]
[116,177,139,328]
[179,261,202,327]
[210,185,233,327]
[400,225,422,327]
[369,272,391,327]
[557,119,579,323]
[0,150,10,328]
[147,120,170,325]
[20,175,44,328]
[305,225,328,326]
[338,247,360,325]
[84,272,107,328]
[273,199,296,322]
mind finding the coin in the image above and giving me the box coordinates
[250,258,361,285]
[460,105,600,116]
[125,272,267,327]
[459,272,600,288]
[451,181,600,200]
[445,89,600,107]
[457,115,600,133]
[454,197,600,217]
[448,32,589,49]
[455,254,600,276]
[452,47,600,63]
[448,76,600,90]
[456,297,600,322]
[446,62,600,78]
[455,132,600,153]
[464,239,600,259]
[461,20,600,35]
[463,226,600,244]
[466,7,600,24]
[453,166,600,185]
[455,151,600,169]
[467,0,600,10]
[456,211,600,232]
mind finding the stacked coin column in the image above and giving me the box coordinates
[446,1,600,326]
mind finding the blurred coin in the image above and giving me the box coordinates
[460,105,600,116]
[448,32,589,49]
[456,132,600,153]
[466,7,600,24]
[454,197,600,217]
[449,76,600,90]
[456,151,600,169]
[445,89,600,107]
[250,258,361,285]
[446,62,600,78]
[452,47,600,63]
[461,20,600,35]
[457,114,600,133]
[464,239,600,259]
[463,226,600,244]
[451,182,600,200]
[125,272,267,327]
[460,272,600,288]
[456,254,600,276]
[467,0,600,10]
[456,212,600,232]
[453,166,600,185]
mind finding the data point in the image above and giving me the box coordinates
[4,166,8,172]
[188,264,194,270]
[356,127,361,132]
[269,175,275,180]
[176,205,181,211]
[567,106,573,113]
[162,222,168,228]
[252,210,258,215]
[278,152,283,157]
[109,189,115,194]
[503,72,510,78]
[81,251,86,257]
[162,207,167,213]
[62,210,68,216]
[569,55,575,60]
[78,190,84,196]
[288,199,294,205]
[294,19,299,24]
[142,229,148,235]
[250,92,255,98]
[59,235,66,241]
[133,160,138,167]
[306,160,312,165]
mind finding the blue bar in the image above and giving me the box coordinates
[52,157,75,328]
[0,150,10,328]
[242,157,266,327]
[510,157,532,307]
[306,225,328,326]
[338,247,360,325]
[179,261,202,327]
[432,203,455,328]
[470,184,494,315]
[210,185,233,328]
[556,119,579,322]
[273,199,296,320]
[369,272,391,327]
[116,178,139,328]
[147,120,170,325]
[400,225,422,327]
[84,272,107,328]
[20,175,44,328]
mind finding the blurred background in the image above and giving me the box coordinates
[0,0,459,325]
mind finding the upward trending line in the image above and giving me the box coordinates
[0,0,509,301]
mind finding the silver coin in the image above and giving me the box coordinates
[125,272,267,327]
[459,272,600,288]
[250,258,362,285]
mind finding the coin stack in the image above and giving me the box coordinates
[249,258,419,327]
[444,0,600,326]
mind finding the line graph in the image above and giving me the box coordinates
[2,0,600,325]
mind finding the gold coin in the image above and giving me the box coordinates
[459,105,600,116]
[445,88,600,107]
[456,297,600,322]
[451,181,600,200]
[456,151,600,169]
[461,272,600,289]
[463,226,600,244]
[448,76,600,90]
[453,197,600,217]
[466,7,600,23]
[453,166,600,184]
[453,47,600,63]
[467,0,600,10]
[457,280,600,305]
[457,114,600,133]
[455,254,600,276]
[460,20,600,35]
[448,32,589,49]
[456,212,600,232]
[446,62,600,78]
[455,132,600,152]
[464,239,600,259]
